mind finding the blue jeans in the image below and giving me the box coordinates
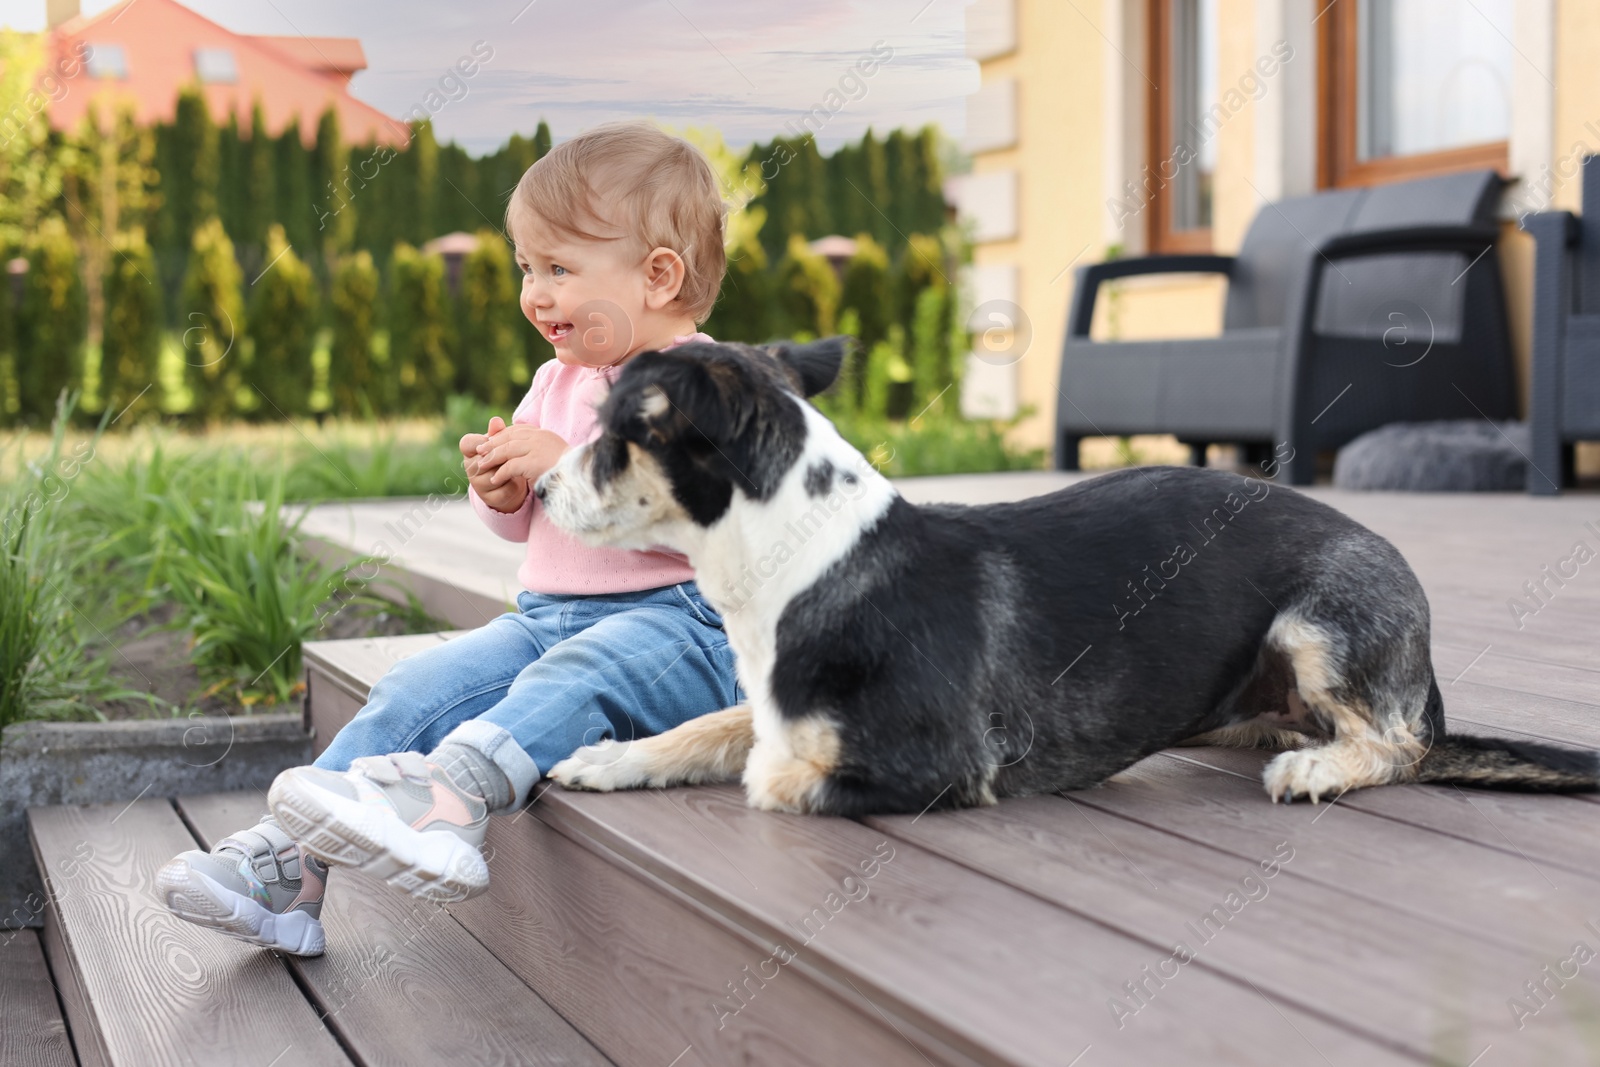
[314,581,742,809]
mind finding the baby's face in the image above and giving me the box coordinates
[512,218,652,369]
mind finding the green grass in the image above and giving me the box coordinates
[0,393,158,729]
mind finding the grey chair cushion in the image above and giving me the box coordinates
[1333,420,1529,491]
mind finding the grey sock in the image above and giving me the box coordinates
[430,742,514,810]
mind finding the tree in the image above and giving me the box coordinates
[398,119,438,244]
[328,251,379,417]
[893,232,946,333]
[533,119,552,160]
[389,242,453,415]
[455,230,518,407]
[840,233,891,351]
[100,228,163,424]
[17,217,86,423]
[312,106,353,261]
[178,217,243,423]
[242,101,276,254]
[245,224,316,419]
[274,117,314,258]
[167,87,219,254]
[0,31,65,251]
[773,233,838,340]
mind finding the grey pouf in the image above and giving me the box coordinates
[1333,420,1530,491]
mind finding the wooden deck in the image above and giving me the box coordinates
[23,471,1600,1066]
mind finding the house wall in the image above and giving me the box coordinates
[968,0,1596,474]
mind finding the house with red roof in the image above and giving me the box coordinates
[42,0,403,145]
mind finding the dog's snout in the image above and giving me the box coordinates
[534,473,552,502]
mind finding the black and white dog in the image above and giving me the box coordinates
[541,338,1598,815]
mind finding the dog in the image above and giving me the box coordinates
[539,338,1600,816]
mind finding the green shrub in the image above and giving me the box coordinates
[820,402,1045,478]
[909,282,954,410]
[840,233,891,350]
[245,224,316,419]
[178,217,244,423]
[455,229,518,407]
[100,227,163,424]
[704,243,770,344]
[389,243,453,415]
[0,248,15,426]
[774,233,839,339]
[893,232,945,331]
[17,216,86,424]
[329,250,379,417]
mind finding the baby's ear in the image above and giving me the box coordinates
[765,337,849,398]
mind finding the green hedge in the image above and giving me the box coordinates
[329,250,380,417]
[244,224,316,419]
[389,242,453,416]
[455,229,518,408]
[18,216,86,424]
[100,227,163,423]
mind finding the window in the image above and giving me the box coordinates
[84,43,127,80]
[1147,0,1218,253]
[1320,0,1513,187]
[194,48,238,84]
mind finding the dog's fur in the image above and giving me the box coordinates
[539,339,1600,814]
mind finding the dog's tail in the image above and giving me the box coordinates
[1414,733,1600,791]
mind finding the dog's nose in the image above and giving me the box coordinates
[533,474,550,502]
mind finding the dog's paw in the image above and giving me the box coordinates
[549,742,655,792]
[1262,748,1348,804]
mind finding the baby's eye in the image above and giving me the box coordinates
[517,262,532,277]
[550,264,567,277]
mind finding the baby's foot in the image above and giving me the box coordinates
[158,818,328,956]
[268,753,490,902]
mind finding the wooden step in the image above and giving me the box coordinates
[307,635,1418,1066]
[29,798,351,1067]
[28,794,608,1067]
[1,929,75,1067]
[177,791,609,1067]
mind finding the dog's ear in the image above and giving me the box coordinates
[766,336,849,398]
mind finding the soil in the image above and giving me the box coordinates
[91,591,438,721]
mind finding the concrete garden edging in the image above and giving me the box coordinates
[1,713,313,927]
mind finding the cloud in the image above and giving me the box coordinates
[43,0,971,153]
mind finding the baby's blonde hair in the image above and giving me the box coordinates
[506,121,728,323]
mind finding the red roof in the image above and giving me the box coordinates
[45,0,405,146]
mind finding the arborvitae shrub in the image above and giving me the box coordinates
[100,227,163,423]
[774,233,839,340]
[245,224,317,420]
[179,217,244,423]
[328,250,379,417]
[389,242,453,416]
[455,230,517,408]
[18,217,87,424]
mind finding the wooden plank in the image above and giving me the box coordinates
[0,929,76,1067]
[512,784,1416,1067]
[1167,744,1600,883]
[452,805,938,1067]
[867,794,1597,1062]
[28,800,350,1067]
[177,791,610,1067]
[1073,756,1600,961]
[40,902,107,1067]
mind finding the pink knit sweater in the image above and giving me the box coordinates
[467,334,710,594]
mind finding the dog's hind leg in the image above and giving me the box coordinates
[1179,721,1308,751]
[549,704,754,792]
[1259,611,1432,803]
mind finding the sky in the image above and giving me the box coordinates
[1,0,976,154]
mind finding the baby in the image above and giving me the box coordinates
[159,122,740,955]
